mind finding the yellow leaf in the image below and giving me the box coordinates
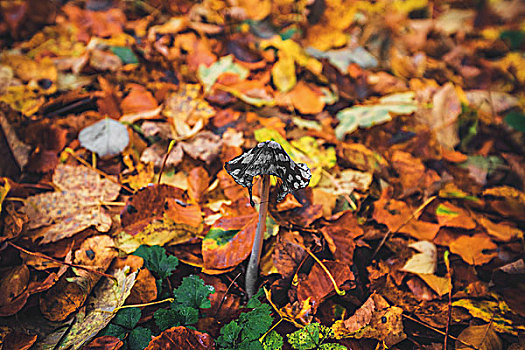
[272,50,296,92]
[453,297,525,335]
[261,36,322,75]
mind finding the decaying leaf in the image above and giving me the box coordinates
[53,267,137,350]
[22,164,121,244]
[333,293,407,347]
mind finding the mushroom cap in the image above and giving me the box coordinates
[225,140,312,205]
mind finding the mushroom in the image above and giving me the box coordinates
[225,140,311,297]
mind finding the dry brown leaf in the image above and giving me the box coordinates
[22,164,120,244]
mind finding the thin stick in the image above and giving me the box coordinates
[304,248,345,296]
[371,196,436,261]
[8,242,117,281]
[245,174,270,298]
[158,140,177,185]
[65,148,135,194]
[214,272,242,317]
[402,314,476,349]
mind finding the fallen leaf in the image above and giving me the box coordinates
[286,81,325,115]
[40,235,118,321]
[334,293,407,347]
[449,234,497,265]
[456,323,502,350]
[53,267,137,350]
[163,84,215,140]
[296,260,354,311]
[78,118,130,156]
[22,165,120,244]
[435,202,477,230]
[202,213,258,273]
[180,131,223,164]
[83,336,124,350]
[373,189,440,241]
[273,230,307,279]
[401,241,437,275]
[144,326,215,349]
[272,50,296,93]
[476,217,523,242]
[335,92,418,139]
[198,55,248,93]
[453,298,525,335]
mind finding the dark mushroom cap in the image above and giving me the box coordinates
[225,140,312,206]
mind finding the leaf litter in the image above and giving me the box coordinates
[0,0,524,349]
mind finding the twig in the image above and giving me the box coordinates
[65,148,135,194]
[158,140,177,185]
[246,174,270,298]
[214,272,241,318]
[111,298,174,313]
[402,314,477,349]
[304,248,345,296]
[444,250,452,349]
[371,196,436,261]
[8,241,117,282]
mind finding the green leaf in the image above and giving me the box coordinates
[238,304,273,342]
[154,304,199,331]
[500,30,525,50]
[287,323,334,350]
[112,308,141,329]
[198,55,249,92]
[246,288,265,308]
[133,245,179,280]
[238,339,264,350]
[128,327,153,350]
[335,92,418,139]
[110,46,139,64]
[263,331,283,350]
[173,275,215,309]
[101,324,127,339]
[154,308,180,331]
[217,299,274,350]
[216,320,242,349]
[504,111,525,132]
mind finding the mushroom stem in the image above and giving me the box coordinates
[246,174,270,298]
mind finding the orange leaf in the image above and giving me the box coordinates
[450,234,497,265]
[287,81,325,115]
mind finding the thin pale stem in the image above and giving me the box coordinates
[158,140,177,185]
[245,174,270,298]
